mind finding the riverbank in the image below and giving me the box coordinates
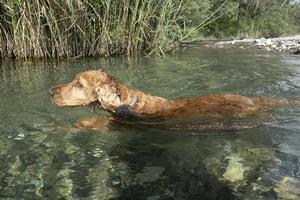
[1,0,298,60]
[213,35,300,54]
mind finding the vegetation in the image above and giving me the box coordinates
[0,0,299,59]
[201,0,300,38]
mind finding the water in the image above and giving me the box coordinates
[0,46,300,199]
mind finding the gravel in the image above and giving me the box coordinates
[213,35,300,54]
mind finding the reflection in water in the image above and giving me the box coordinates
[0,47,299,199]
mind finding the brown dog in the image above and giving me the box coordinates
[50,70,296,131]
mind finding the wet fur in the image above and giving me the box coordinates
[50,70,295,130]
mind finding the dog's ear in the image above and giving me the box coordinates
[93,70,115,84]
[94,74,122,110]
[94,84,122,110]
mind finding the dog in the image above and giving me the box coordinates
[50,70,297,131]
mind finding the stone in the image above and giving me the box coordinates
[8,155,22,176]
[274,176,300,200]
[281,45,287,50]
[265,39,273,45]
[214,35,300,54]
[64,144,80,154]
[135,166,165,184]
[58,178,73,198]
[223,155,245,182]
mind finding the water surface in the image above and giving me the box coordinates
[0,46,300,199]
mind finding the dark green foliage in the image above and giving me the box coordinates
[181,0,299,39]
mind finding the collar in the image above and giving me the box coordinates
[128,95,137,108]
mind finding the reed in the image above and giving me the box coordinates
[0,0,298,60]
[0,0,183,59]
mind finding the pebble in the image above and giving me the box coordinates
[214,35,300,54]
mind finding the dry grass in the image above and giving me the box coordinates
[1,0,297,60]
[0,0,183,59]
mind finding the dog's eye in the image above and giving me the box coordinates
[74,81,83,88]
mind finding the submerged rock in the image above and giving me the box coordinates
[56,168,74,199]
[8,155,22,176]
[247,147,274,161]
[223,155,245,182]
[64,144,80,155]
[58,178,73,199]
[274,176,300,200]
[135,166,165,184]
[87,161,118,199]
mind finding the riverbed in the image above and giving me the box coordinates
[0,46,299,199]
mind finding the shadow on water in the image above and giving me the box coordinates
[106,121,297,199]
[108,127,240,200]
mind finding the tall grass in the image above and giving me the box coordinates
[0,0,183,59]
[181,0,300,39]
[0,0,299,60]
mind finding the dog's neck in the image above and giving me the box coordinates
[115,84,175,117]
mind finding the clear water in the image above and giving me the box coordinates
[0,46,300,199]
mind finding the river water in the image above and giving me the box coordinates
[0,46,299,199]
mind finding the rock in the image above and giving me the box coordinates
[213,35,300,54]
[247,148,274,161]
[256,41,266,46]
[265,39,273,45]
[254,39,260,43]
[223,155,245,182]
[274,176,300,200]
[31,132,48,143]
[147,195,161,200]
[135,166,165,184]
[281,45,287,50]
[292,49,300,55]
[14,130,26,141]
[8,155,22,176]
[58,178,73,198]
[57,169,75,199]
[86,160,118,199]
[64,144,80,155]
[41,127,55,132]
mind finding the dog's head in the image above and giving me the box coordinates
[50,70,123,110]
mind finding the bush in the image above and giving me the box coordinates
[180,0,299,39]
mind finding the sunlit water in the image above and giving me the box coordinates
[0,46,299,199]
